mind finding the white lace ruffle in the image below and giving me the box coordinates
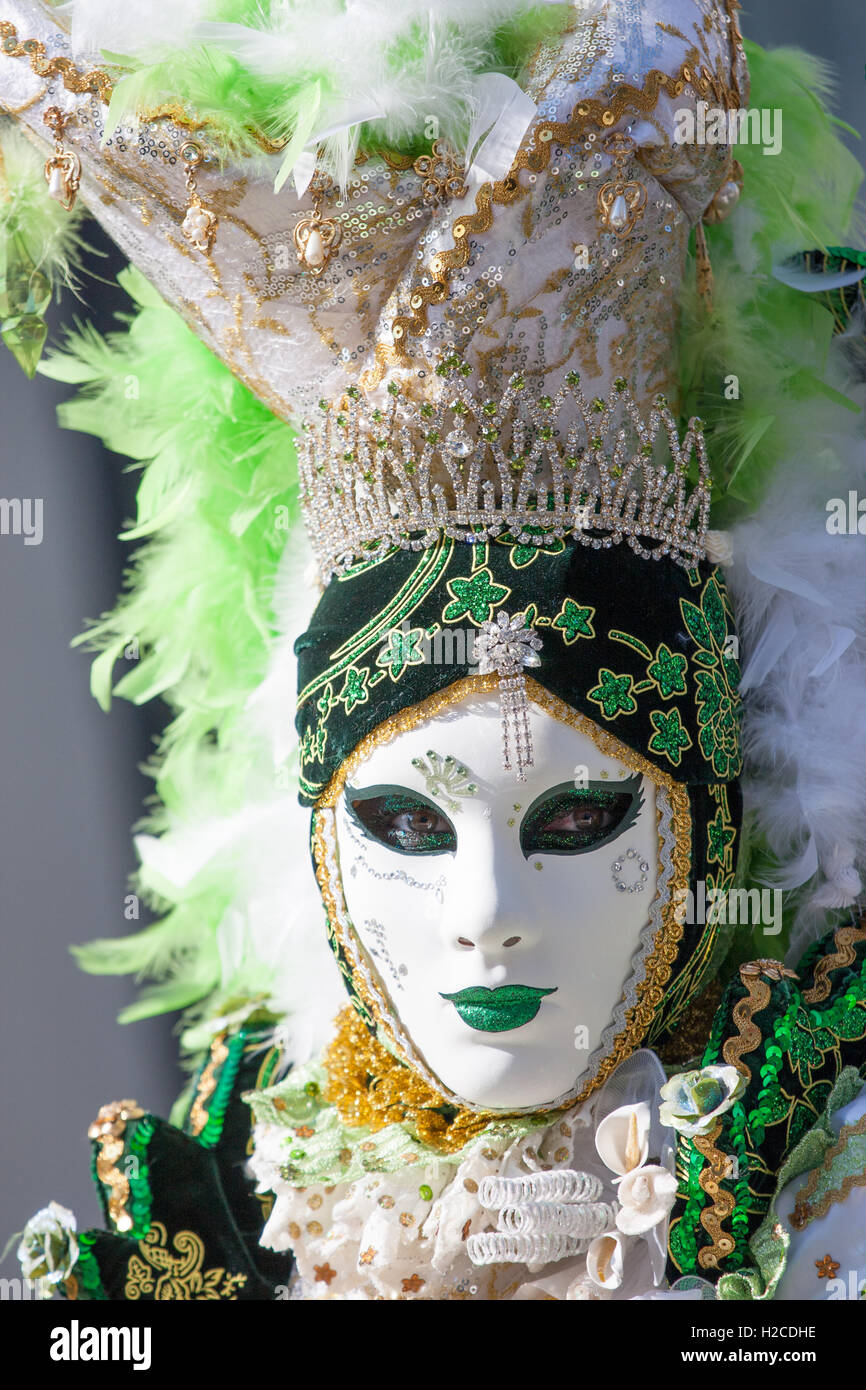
[251,1048,677,1299]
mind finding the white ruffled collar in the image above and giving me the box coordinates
[250,1047,681,1299]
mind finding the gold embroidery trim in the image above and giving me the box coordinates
[724,0,748,107]
[382,57,741,378]
[693,1118,737,1268]
[801,919,866,1005]
[313,672,692,1114]
[791,1112,866,1228]
[188,1031,229,1137]
[125,1221,247,1300]
[722,961,775,1082]
[87,1098,145,1234]
[0,21,113,101]
[324,1005,496,1154]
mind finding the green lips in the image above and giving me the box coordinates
[440,985,557,1033]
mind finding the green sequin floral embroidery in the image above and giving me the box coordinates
[300,726,328,767]
[680,576,742,777]
[338,665,370,713]
[647,642,688,698]
[376,625,427,680]
[707,807,738,871]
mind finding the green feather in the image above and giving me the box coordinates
[0,119,89,376]
[38,266,300,1040]
[679,42,864,516]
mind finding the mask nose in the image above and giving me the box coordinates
[443,821,533,957]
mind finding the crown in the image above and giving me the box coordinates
[299,364,711,580]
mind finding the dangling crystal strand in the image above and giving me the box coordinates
[500,682,513,772]
[499,673,534,781]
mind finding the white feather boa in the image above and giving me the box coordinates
[726,381,866,954]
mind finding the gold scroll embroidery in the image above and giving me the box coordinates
[124,1222,247,1300]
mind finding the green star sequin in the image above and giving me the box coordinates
[648,708,692,766]
[587,669,638,719]
[552,598,596,645]
[442,568,510,625]
[376,625,427,680]
[707,807,737,871]
[338,665,370,714]
[647,642,688,698]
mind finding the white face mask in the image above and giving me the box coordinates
[332,692,665,1111]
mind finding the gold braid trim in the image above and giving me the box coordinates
[323,1006,496,1154]
[0,21,113,101]
[791,1112,866,1228]
[188,1032,229,1138]
[87,1098,145,1234]
[801,919,866,1005]
[693,1118,737,1268]
[721,961,777,1082]
[382,57,741,377]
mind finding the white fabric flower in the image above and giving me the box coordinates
[594,1101,650,1175]
[17,1201,78,1291]
[586,1231,627,1290]
[659,1065,746,1138]
[615,1165,678,1235]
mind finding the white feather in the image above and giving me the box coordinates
[60,0,578,188]
[726,379,866,955]
[64,0,211,58]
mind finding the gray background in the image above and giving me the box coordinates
[1,1,864,1288]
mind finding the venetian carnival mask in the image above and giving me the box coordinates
[333,693,662,1109]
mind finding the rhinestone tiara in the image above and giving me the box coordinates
[299,362,711,579]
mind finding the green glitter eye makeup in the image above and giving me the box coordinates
[519,777,644,858]
[345,784,457,856]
